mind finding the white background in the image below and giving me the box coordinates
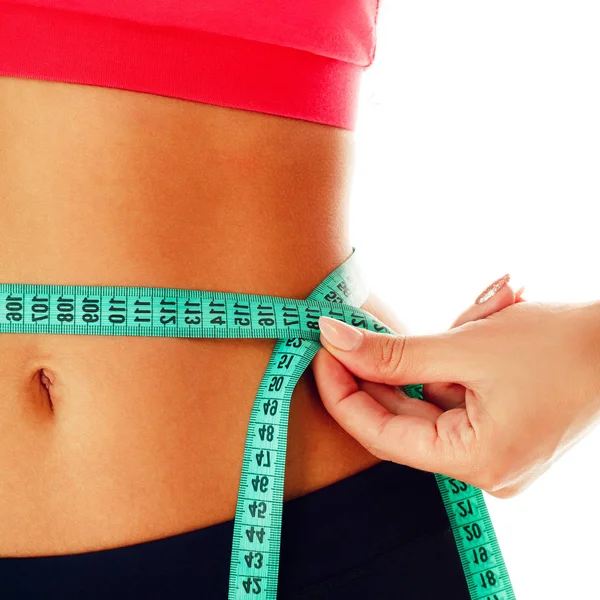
[351,2,600,598]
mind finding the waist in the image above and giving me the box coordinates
[0,202,397,558]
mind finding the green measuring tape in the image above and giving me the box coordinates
[0,247,515,599]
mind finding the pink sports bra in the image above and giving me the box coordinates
[0,0,381,130]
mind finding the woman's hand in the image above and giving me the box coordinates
[311,280,600,498]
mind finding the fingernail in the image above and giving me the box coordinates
[515,286,526,300]
[475,274,510,305]
[318,316,364,351]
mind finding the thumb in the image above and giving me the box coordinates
[317,316,478,385]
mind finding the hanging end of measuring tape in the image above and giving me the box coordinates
[343,246,371,307]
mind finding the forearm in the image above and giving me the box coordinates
[570,300,600,426]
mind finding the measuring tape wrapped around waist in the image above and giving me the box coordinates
[0,247,515,600]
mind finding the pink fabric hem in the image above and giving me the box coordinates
[0,2,363,130]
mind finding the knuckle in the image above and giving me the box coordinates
[374,334,407,381]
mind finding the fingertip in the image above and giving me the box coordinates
[451,282,518,328]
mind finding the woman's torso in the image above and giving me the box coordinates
[0,76,406,556]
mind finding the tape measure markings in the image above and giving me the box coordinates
[0,248,516,600]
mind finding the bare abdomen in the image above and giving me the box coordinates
[0,75,397,556]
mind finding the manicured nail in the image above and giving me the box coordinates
[318,316,364,351]
[475,274,510,305]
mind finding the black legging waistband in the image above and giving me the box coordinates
[0,461,470,599]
